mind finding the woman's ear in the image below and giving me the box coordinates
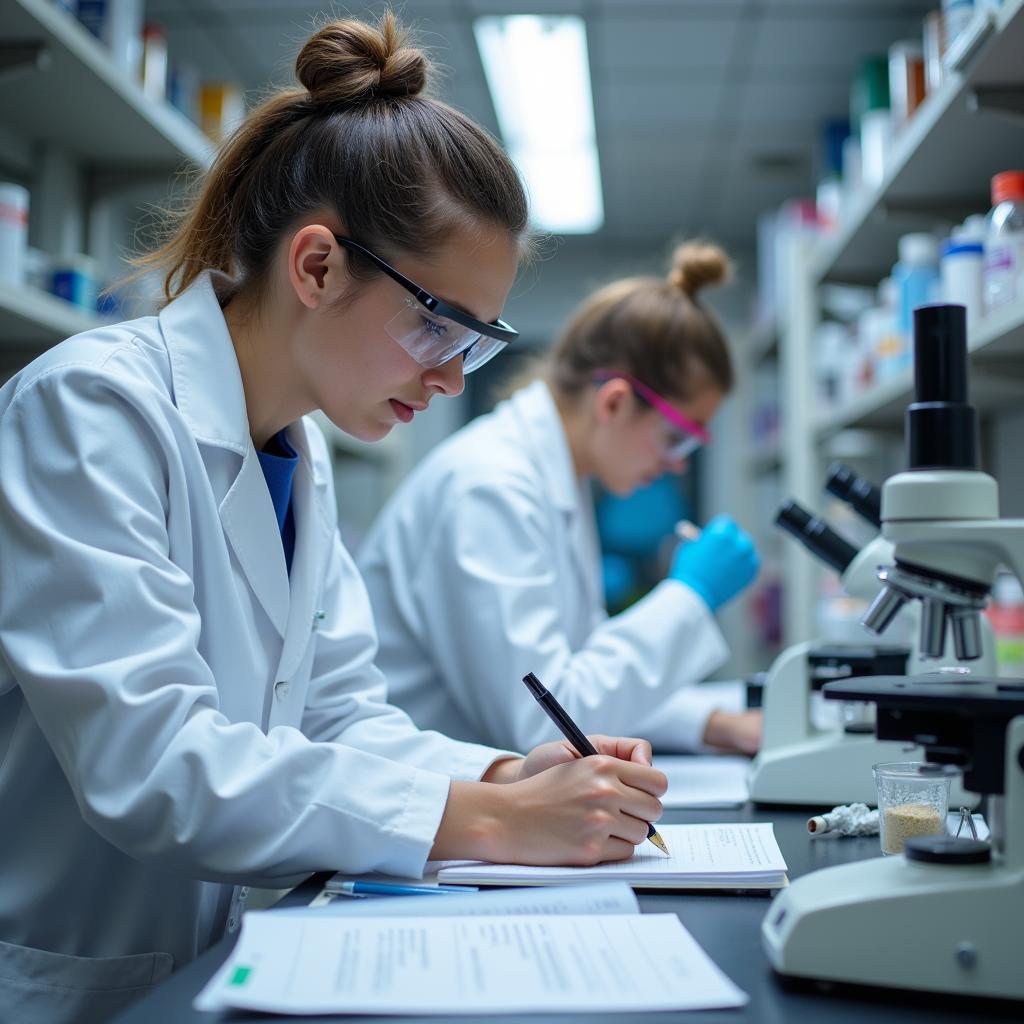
[593,377,633,425]
[287,225,340,309]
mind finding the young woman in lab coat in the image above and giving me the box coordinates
[0,17,665,1023]
[359,242,762,757]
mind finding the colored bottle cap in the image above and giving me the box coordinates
[940,239,983,258]
[992,171,1024,205]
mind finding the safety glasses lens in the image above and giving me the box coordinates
[385,298,509,374]
[385,299,481,368]
[460,335,508,374]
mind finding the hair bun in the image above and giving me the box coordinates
[296,13,427,106]
[667,240,732,298]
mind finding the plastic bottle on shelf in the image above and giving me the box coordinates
[941,0,976,52]
[887,41,926,132]
[852,56,891,188]
[0,182,29,286]
[866,277,905,382]
[987,574,1024,678]
[139,23,169,103]
[940,239,985,333]
[984,171,1024,311]
[76,0,144,79]
[893,232,940,340]
[815,119,849,234]
[200,83,247,143]
[954,213,988,246]
[922,11,946,94]
[51,255,100,312]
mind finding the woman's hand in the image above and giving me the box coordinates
[515,734,654,780]
[432,737,666,867]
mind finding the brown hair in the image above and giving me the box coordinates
[137,12,529,303]
[544,240,734,403]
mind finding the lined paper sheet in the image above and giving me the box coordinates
[284,882,640,918]
[432,822,787,889]
[656,754,750,808]
[195,912,748,1016]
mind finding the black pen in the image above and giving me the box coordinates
[522,671,669,855]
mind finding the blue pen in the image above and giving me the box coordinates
[331,880,477,898]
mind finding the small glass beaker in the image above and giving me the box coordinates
[873,761,952,855]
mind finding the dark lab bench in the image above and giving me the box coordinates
[111,805,1021,1024]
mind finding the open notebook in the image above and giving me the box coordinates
[432,822,788,890]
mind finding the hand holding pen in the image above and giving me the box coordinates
[522,672,670,856]
[430,683,667,866]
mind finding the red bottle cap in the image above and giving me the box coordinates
[992,171,1024,205]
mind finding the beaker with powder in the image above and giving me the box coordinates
[873,762,953,855]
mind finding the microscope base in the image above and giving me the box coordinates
[748,733,978,807]
[763,853,1024,1000]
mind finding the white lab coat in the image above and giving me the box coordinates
[0,272,510,1024]
[358,379,732,756]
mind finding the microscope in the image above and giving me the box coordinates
[763,304,1024,1000]
[748,462,993,806]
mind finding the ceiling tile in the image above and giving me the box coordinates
[591,12,740,73]
[597,79,724,130]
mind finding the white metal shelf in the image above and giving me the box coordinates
[814,300,1024,436]
[0,0,213,169]
[813,0,1024,285]
[0,280,107,347]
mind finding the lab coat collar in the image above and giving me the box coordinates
[159,272,330,642]
[511,380,604,610]
[510,380,579,515]
[159,271,251,456]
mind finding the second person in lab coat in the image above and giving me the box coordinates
[360,242,762,755]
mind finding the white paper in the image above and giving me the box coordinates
[195,912,748,1015]
[432,822,787,888]
[655,754,750,808]
[288,881,639,918]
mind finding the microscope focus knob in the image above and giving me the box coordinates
[904,835,991,865]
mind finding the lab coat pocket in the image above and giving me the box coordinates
[0,937,173,1024]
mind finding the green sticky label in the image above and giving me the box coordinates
[229,966,252,986]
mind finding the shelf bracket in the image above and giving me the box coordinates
[0,41,50,78]
[967,86,1024,122]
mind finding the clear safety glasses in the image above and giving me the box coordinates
[334,236,518,374]
[593,369,712,460]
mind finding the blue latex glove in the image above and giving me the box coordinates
[669,515,760,611]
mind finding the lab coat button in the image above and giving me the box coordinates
[274,680,290,700]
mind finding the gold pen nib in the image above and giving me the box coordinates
[648,829,670,855]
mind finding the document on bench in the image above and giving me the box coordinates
[289,880,641,917]
[655,754,750,808]
[433,822,787,889]
[194,911,748,1015]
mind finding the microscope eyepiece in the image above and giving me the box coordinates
[775,500,859,575]
[908,304,978,471]
[825,463,882,528]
